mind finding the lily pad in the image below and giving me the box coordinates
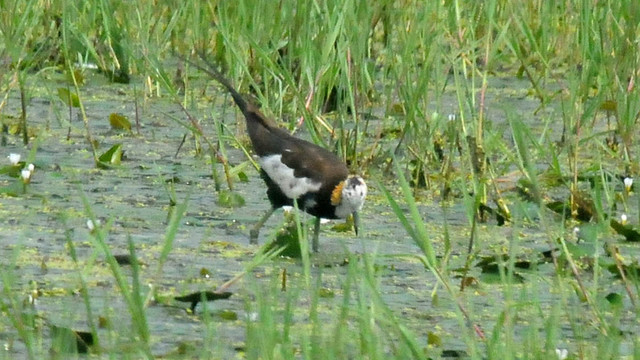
[0,164,23,177]
[216,190,245,208]
[50,325,94,354]
[175,291,233,312]
[97,143,123,168]
[57,88,80,108]
[109,113,132,131]
[610,219,640,242]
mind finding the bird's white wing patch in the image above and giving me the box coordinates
[259,155,322,199]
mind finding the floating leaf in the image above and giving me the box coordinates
[50,325,95,354]
[606,262,640,279]
[442,349,467,358]
[97,143,123,168]
[113,254,141,266]
[475,255,526,283]
[605,292,623,308]
[228,160,251,182]
[321,258,350,268]
[237,171,249,182]
[216,190,245,208]
[174,291,233,303]
[0,164,23,177]
[610,219,640,242]
[113,254,131,265]
[98,316,110,328]
[546,201,568,215]
[427,332,442,346]
[67,69,85,86]
[265,219,301,258]
[572,191,596,221]
[479,270,525,284]
[174,341,197,355]
[165,176,182,184]
[516,178,538,202]
[318,288,335,298]
[475,254,532,271]
[175,291,233,312]
[331,215,354,233]
[540,248,558,263]
[460,276,478,288]
[8,122,21,135]
[379,127,402,138]
[600,100,617,112]
[57,88,80,107]
[478,203,508,226]
[390,102,405,115]
[0,181,24,196]
[217,310,238,321]
[546,195,594,222]
[109,113,131,131]
[199,267,211,278]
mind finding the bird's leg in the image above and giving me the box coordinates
[250,208,276,244]
[312,217,321,253]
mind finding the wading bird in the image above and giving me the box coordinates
[191,58,367,252]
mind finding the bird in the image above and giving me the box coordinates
[189,57,367,252]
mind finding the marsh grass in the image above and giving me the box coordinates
[1,0,639,358]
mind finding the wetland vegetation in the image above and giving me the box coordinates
[1,0,639,359]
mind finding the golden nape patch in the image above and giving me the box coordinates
[331,181,345,206]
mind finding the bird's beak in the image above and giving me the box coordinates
[353,211,360,236]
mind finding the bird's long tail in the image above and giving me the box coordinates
[185,55,249,114]
[185,53,279,130]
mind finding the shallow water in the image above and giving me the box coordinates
[0,71,637,358]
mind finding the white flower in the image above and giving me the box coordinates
[555,348,568,359]
[27,294,37,306]
[27,163,35,172]
[572,227,580,236]
[86,219,101,231]
[448,113,456,122]
[621,213,628,225]
[8,153,20,165]
[21,169,31,183]
[624,177,633,192]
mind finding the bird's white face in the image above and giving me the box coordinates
[334,175,367,218]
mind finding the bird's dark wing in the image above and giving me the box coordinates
[277,136,349,186]
[188,54,349,188]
